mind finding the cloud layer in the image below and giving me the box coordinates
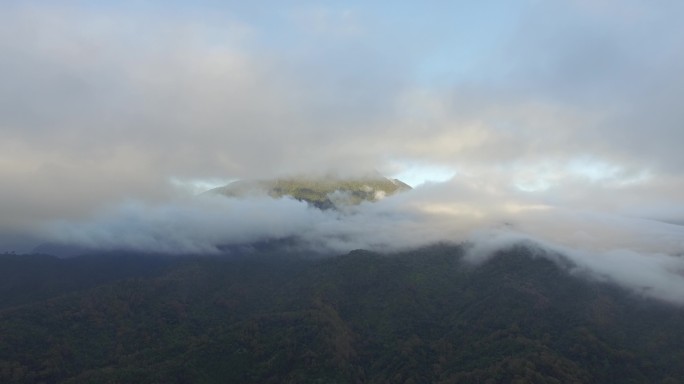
[42,178,684,304]
[2,2,684,303]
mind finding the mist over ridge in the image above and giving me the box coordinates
[30,171,683,305]
[4,3,684,381]
[1,1,684,305]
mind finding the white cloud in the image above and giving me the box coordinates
[40,178,684,303]
[2,2,684,303]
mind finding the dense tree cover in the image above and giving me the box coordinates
[1,245,683,383]
[0,253,171,310]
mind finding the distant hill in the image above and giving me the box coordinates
[206,175,412,209]
[1,244,684,383]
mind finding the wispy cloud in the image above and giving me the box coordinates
[42,176,684,303]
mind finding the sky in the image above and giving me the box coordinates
[2,1,684,302]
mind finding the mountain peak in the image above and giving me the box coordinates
[207,175,411,209]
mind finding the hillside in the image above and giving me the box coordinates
[207,175,412,209]
[1,245,683,383]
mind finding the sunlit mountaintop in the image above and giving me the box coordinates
[207,175,411,209]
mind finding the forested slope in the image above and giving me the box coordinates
[1,245,683,383]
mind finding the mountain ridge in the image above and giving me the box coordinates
[1,244,683,383]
